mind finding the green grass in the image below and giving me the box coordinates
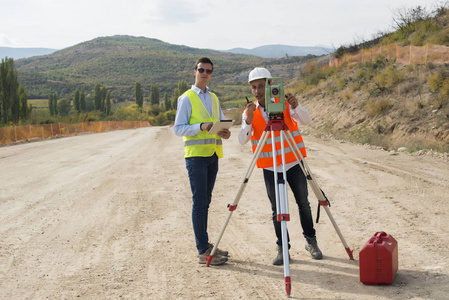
[29,99,48,109]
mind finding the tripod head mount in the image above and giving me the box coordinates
[268,112,285,121]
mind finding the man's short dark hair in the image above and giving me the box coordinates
[195,57,213,70]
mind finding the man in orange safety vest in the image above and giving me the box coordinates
[238,67,323,265]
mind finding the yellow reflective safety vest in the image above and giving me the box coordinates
[182,89,223,158]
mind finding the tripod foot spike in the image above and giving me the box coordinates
[285,276,291,297]
[205,255,213,267]
[346,247,354,260]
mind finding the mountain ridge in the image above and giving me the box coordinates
[2,39,331,60]
[0,47,57,60]
[224,44,334,58]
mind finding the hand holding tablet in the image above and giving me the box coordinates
[208,120,234,135]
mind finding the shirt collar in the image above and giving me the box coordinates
[256,101,265,111]
[192,85,210,95]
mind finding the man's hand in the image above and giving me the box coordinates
[217,129,231,139]
[245,102,256,124]
[285,93,298,109]
[200,122,213,131]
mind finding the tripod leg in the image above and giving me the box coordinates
[272,129,291,297]
[206,131,271,266]
[282,130,354,259]
[281,220,291,296]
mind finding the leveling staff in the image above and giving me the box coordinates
[238,67,323,265]
[174,57,231,266]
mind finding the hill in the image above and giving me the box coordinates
[224,44,333,58]
[14,36,317,101]
[0,47,57,60]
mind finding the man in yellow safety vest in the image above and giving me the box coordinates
[174,57,231,265]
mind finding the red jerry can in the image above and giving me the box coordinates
[359,231,398,285]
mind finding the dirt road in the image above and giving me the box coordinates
[1,126,448,299]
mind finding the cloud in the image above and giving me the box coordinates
[144,0,203,25]
[0,33,14,46]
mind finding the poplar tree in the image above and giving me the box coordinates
[53,93,58,115]
[170,80,189,111]
[73,89,80,112]
[178,79,189,95]
[0,57,20,124]
[164,92,171,111]
[48,94,54,115]
[48,93,58,116]
[100,86,107,113]
[80,89,86,112]
[19,84,29,120]
[150,84,159,105]
[106,92,111,115]
[172,88,180,110]
[94,83,102,110]
[135,81,143,107]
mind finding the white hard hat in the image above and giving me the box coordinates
[248,67,271,83]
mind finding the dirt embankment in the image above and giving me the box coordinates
[297,64,449,155]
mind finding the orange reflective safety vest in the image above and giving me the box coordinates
[248,102,307,169]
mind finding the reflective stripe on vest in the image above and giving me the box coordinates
[184,138,223,147]
[182,89,223,158]
[248,102,307,168]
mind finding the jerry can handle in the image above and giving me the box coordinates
[373,231,387,243]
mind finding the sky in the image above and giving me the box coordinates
[0,0,442,51]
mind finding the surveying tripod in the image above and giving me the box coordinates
[206,112,354,297]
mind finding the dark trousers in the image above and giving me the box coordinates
[263,163,316,247]
[185,154,219,254]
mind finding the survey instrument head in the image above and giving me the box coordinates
[265,77,285,114]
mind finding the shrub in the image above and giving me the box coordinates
[109,104,149,121]
[410,31,426,46]
[356,70,366,80]
[374,66,404,89]
[428,72,445,92]
[342,90,353,102]
[399,81,420,94]
[337,78,346,90]
[365,98,392,116]
[57,99,72,116]
[349,125,388,147]
[441,78,449,97]
[148,110,176,126]
[426,30,449,44]
[350,82,362,92]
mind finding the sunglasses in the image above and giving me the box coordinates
[197,68,213,74]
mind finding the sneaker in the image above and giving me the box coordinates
[305,237,323,260]
[198,248,228,265]
[208,243,229,257]
[272,245,290,265]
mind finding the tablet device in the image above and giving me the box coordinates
[208,120,234,135]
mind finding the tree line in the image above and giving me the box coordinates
[48,83,111,117]
[1,56,192,126]
[135,79,188,111]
